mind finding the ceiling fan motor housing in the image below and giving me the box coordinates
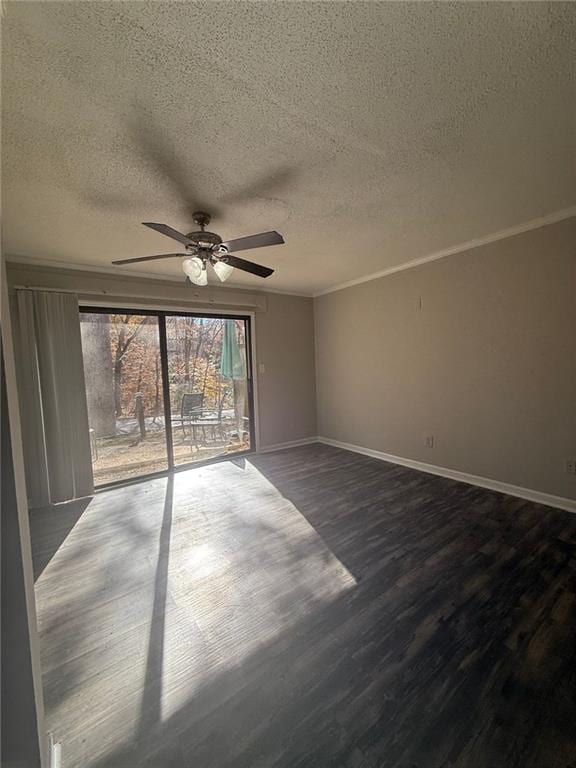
[186,211,224,257]
[185,230,223,251]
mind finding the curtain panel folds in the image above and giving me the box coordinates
[15,290,94,507]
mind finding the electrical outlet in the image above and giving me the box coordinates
[425,435,434,449]
[258,363,266,375]
[566,459,576,476]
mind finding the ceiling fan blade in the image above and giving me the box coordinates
[220,230,284,253]
[223,254,274,278]
[142,222,194,246]
[111,253,186,265]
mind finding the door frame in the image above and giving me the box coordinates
[80,304,259,489]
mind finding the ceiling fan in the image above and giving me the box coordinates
[111,211,284,286]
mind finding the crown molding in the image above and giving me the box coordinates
[314,206,576,298]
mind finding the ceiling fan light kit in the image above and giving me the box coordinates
[112,210,284,286]
[182,255,207,286]
[212,259,235,282]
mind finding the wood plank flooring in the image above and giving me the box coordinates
[30,444,576,767]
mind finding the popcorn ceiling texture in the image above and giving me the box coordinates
[2,2,575,294]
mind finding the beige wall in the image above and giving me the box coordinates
[315,217,576,500]
[6,263,317,449]
[255,291,317,447]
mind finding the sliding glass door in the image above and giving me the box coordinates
[80,312,169,485]
[79,309,254,487]
[165,315,252,466]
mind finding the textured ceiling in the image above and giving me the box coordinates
[2,2,575,295]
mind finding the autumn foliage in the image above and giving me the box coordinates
[81,313,243,436]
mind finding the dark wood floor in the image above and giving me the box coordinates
[30,444,576,768]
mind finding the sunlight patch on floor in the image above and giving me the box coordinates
[32,462,356,755]
[159,461,356,721]
[33,486,167,756]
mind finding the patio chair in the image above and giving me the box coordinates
[179,392,204,437]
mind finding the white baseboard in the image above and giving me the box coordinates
[257,436,319,454]
[317,437,576,514]
[48,733,62,768]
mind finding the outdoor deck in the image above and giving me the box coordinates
[91,415,250,484]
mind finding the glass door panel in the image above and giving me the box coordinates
[80,311,169,485]
[165,315,252,466]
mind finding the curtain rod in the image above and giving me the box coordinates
[12,285,264,311]
[14,286,79,293]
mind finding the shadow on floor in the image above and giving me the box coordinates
[137,475,173,736]
[29,496,92,581]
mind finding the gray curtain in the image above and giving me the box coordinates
[15,291,94,507]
